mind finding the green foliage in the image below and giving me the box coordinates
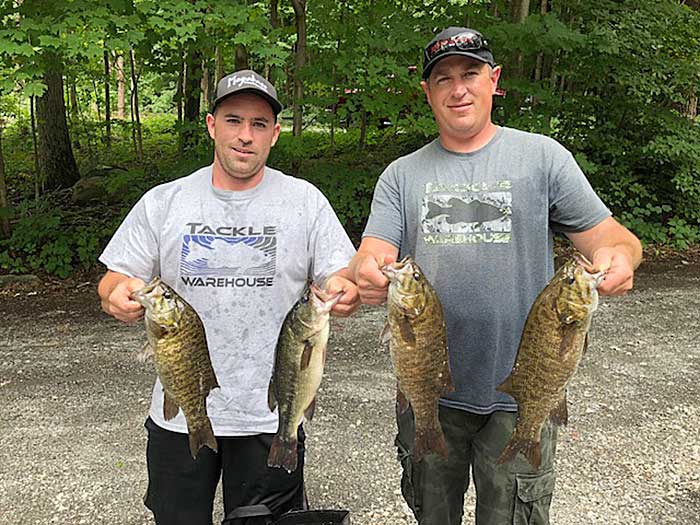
[1,0,700,277]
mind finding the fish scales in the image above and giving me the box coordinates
[497,256,603,469]
[132,277,219,459]
[384,256,454,462]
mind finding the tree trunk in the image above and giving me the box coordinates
[129,48,143,161]
[69,82,79,122]
[104,49,111,149]
[116,54,125,119]
[35,53,80,190]
[182,47,203,151]
[176,52,185,157]
[215,46,225,86]
[534,0,549,82]
[270,0,280,29]
[30,96,40,202]
[201,63,210,114]
[291,0,306,137]
[234,44,249,71]
[513,0,531,78]
[0,121,10,238]
[684,94,697,119]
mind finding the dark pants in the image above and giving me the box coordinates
[144,417,306,525]
[396,405,557,525]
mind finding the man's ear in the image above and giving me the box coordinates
[206,113,216,140]
[271,122,281,147]
[420,80,432,106]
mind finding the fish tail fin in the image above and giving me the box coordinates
[497,436,542,470]
[267,434,298,473]
[425,202,445,220]
[414,422,449,462]
[188,419,218,458]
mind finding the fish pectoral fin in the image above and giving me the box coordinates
[267,379,277,412]
[396,383,410,415]
[304,397,317,421]
[583,333,589,355]
[136,342,154,363]
[300,340,314,370]
[163,393,179,421]
[549,394,569,426]
[558,323,579,357]
[397,315,416,346]
[380,323,391,345]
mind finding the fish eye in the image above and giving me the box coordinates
[162,290,172,299]
[568,276,576,285]
[301,293,310,303]
[413,272,421,281]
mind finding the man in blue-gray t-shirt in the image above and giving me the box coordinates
[349,27,642,525]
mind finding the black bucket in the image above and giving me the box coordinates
[222,504,274,525]
[274,510,351,525]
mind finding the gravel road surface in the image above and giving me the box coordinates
[0,259,698,524]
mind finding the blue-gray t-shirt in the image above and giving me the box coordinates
[363,127,610,414]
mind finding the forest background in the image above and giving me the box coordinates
[0,0,699,278]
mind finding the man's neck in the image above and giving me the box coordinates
[439,122,499,153]
[211,163,264,192]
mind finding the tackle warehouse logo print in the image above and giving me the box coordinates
[179,227,277,288]
[421,181,512,245]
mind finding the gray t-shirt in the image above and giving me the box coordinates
[100,165,356,435]
[364,127,610,414]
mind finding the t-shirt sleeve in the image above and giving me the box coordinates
[98,194,160,281]
[307,189,357,284]
[548,148,611,233]
[362,164,403,248]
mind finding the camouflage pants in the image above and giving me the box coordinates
[395,405,557,525]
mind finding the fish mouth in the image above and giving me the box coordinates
[380,256,412,280]
[309,283,344,313]
[573,253,607,287]
[130,277,161,308]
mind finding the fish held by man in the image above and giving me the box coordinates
[382,256,454,462]
[131,277,219,459]
[496,254,605,469]
[267,283,343,474]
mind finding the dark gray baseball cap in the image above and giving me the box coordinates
[212,69,283,115]
[423,27,495,79]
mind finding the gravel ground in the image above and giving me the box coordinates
[0,259,698,525]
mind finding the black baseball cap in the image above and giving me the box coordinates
[423,27,495,79]
[212,69,283,115]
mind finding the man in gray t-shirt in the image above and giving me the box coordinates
[98,70,359,525]
[349,28,642,525]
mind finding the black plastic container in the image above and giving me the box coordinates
[274,510,351,525]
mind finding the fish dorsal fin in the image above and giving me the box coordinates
[300,340,314,370]
[304,397,317,421]
[549,394,569,426]
[137,342,154,363]
[267,378,277,412]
